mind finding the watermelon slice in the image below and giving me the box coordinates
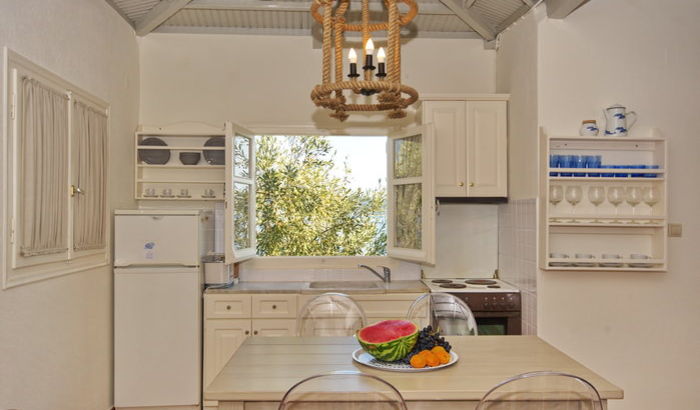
[357,320,418,362]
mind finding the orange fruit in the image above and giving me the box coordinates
[431,346,447,355]
[437,352,451,364]
[423,351,440,367]
[410,354,427,368]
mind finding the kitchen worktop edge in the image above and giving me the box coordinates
[205,280,429,294]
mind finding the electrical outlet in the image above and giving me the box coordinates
[668,223,682,237]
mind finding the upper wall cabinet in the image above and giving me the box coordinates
[420,95,509,198]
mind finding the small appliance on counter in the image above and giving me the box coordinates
[203,253,235,287]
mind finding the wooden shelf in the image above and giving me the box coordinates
[137,146,224,151]
[137,196,222,201]
[138,164,225,169]
[540,130,668,272]
[137,179,224,184]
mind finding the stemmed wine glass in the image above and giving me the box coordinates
[643,187,660,224]
[626,187,642,223]
[565,186,583,222]
[549,185,564,222]
[588,186,605,223]
[607,186,624,223]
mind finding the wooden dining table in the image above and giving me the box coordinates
[203,336,623,410]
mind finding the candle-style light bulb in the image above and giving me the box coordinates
[365,38,375,55]
[376,47,387,78]
[377,47,386,63]
[348,48,357,64]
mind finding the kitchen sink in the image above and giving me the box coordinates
[305,280,385,293]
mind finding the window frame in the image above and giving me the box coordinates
[2,48,110,289]
[225,128,435,267]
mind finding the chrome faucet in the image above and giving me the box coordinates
[358,264,391,283]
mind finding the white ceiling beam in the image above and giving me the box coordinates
[186,0,456,15]
[135,0,194,36]
[439,0,496,41]
[521,0,535,7]
[545,0,590,19]
[104,0,135,28]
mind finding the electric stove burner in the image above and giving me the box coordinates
[439,283,467,289]
[431,279,454,284]
[487,285,501,288]
[465,279,498,286]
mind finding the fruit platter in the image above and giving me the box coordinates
[353,320,458,372]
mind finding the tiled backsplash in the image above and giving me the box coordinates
[499,198,538,335]
[240,260,421,282]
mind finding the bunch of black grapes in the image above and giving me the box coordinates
[396,325,451,364]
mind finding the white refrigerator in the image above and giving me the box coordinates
[114,210,213,409]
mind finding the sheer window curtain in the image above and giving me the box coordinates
[19,77,69,257]
[73,100,107,251]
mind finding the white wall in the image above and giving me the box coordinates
[0,1,139,409]
[139,34,496,133]
[498,1,700,409]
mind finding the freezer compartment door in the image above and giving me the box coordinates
[114,267,202,407]
[114,214,201,266]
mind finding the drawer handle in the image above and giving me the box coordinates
[245,330,250,335]
[272,305,277,310]
[458,181,464,187]
[253,330,258,335]
[469,182,475,187]
[226,305,231,310]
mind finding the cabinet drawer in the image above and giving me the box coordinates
[251,294,298,318]
[353,293,424,318]
[205,294,251,319]
[252,318,297,337]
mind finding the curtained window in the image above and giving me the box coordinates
[19,77,70,257]
[72,100,108,251]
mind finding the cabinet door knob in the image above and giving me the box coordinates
[253,330,258,335]
[458,181,464,187]
[469,182,475,187]
[226,305,231,310]
[272,305,277,310]
[244,330,250,335]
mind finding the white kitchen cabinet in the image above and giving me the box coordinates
[203,293,298,389]
[203,319,250,388]
[421,95,509,198]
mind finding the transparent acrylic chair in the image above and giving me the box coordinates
[475,371,603,410]
[406,293,478,335]
[297,293,367,336]
[278,370,407,410]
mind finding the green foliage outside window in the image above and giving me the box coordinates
[255,135,386,256]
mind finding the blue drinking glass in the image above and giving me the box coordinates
[572,155,586,177]
[601,165,615,178]
[549,154,560,176]
[560,155,574,177]
[645,165,660,178]
[584,155,602,177]
[614,165,629,178]
[631,165,645,178]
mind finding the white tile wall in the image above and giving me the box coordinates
[239,260,422,282]
[498,198,538,335]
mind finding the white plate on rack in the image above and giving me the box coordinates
[351,348,459,372]
[628,263,654,268]
[599,262,624,268]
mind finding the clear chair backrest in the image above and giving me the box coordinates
[476,371,604,410]
[297,293,367,337]
[278,370,408,410]
[406,293,478,336]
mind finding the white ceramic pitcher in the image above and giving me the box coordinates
[604,104,637,136]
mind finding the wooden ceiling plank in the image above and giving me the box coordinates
[135,0,194,36]
[439,0,496,40]
[104,0,136,28]
[186,0,456,15]
[545,0,590,19]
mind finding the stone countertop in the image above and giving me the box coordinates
[205,280,428,294]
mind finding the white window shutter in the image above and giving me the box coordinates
[386,124,436,265]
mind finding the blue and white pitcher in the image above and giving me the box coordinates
[604,104,637,136]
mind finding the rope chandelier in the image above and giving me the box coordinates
[310,0,419,121]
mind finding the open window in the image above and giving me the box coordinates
[386,124,436,265]
[224,121,257,264]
